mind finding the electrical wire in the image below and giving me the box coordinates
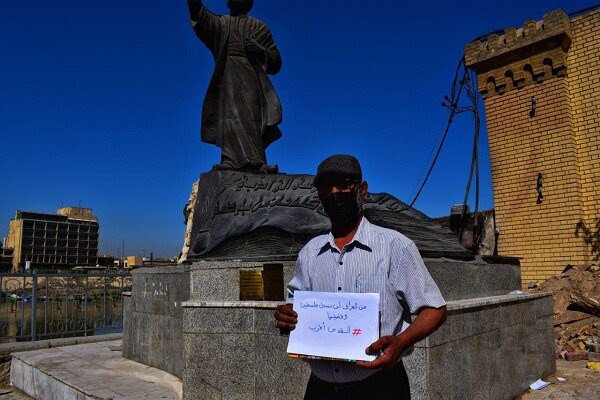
[458,69,481,244]
[407,57,468,208]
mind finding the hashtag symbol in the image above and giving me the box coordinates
[352,328,362,336]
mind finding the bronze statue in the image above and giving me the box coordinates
[187,0,282,173]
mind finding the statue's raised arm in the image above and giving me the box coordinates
[186,0,202,15]
[187,0,283,174]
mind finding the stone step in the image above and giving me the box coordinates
[9,339,181,400]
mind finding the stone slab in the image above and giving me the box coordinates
[123,266,190,378]
[122,292,184,377]
[424,258,522,301]
[182,304,310,400]
[131,265,190,318]
[188,260,295,301]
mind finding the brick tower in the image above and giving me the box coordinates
[464,8,600,285]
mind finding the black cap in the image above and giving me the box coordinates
[313,154,362,188]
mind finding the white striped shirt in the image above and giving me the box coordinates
[287,217,446,383]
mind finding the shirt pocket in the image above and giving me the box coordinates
[353,261,385,294]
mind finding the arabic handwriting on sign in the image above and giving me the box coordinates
[326,312,348,321]
[337,326,351,334]
[307,323,355,335]
[300,301,367,311]
[342,302,367,311]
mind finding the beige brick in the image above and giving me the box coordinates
[464,8,599,285]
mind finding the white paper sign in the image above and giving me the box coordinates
[286,291,380,362]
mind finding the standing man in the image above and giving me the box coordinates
[274,154,447,399]
[187,0,282,173]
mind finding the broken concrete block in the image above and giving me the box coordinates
[565,351,587,361]
[587,352,600,362]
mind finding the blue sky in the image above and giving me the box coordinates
[1,1,597,258]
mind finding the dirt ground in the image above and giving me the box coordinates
[515,360,600,399]
[517,263,600,399]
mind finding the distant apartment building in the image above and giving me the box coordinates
[5,207,99,271]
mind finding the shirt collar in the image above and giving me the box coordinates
[318,216,373,254]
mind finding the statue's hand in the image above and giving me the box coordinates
[187,0,202,15]
[244,39,265,63]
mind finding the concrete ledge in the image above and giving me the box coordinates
[0,333,123,358]
[182,300,282,308]
[447,291,551,310]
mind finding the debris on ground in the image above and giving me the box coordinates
[528,263,600,361]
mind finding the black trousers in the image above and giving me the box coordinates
[303,361,411,400]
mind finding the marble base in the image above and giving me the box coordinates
[123,259,553,399]
[181,293,554,400]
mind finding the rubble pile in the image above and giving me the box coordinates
[528,263,600,361]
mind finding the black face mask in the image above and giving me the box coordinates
[321,191,361,227]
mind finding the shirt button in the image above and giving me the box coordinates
[339,261,343,265]
[337,287,342,291]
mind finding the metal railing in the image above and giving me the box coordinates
[0,271,132,342]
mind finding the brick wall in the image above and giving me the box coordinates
[465,8,600,285]
[485,77,586,283]
[568,10,600,265]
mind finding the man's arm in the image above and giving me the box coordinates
[356,306,447,369]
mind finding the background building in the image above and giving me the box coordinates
[5,207,99,271]
[464,6,600,285]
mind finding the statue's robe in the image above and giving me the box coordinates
[190,6,282,169]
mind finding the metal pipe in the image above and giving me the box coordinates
[31,272,37,341]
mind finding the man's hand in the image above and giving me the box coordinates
[356,306,447,370]
[274,303,297,334]
[245,38,266,63]
[355,334,409,370]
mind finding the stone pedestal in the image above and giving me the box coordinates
[123,257,555,399]
[180,293,554,400]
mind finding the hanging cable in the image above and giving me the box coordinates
[400,54,483,245]
[407,57,469,208]
[458,69,481,245]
